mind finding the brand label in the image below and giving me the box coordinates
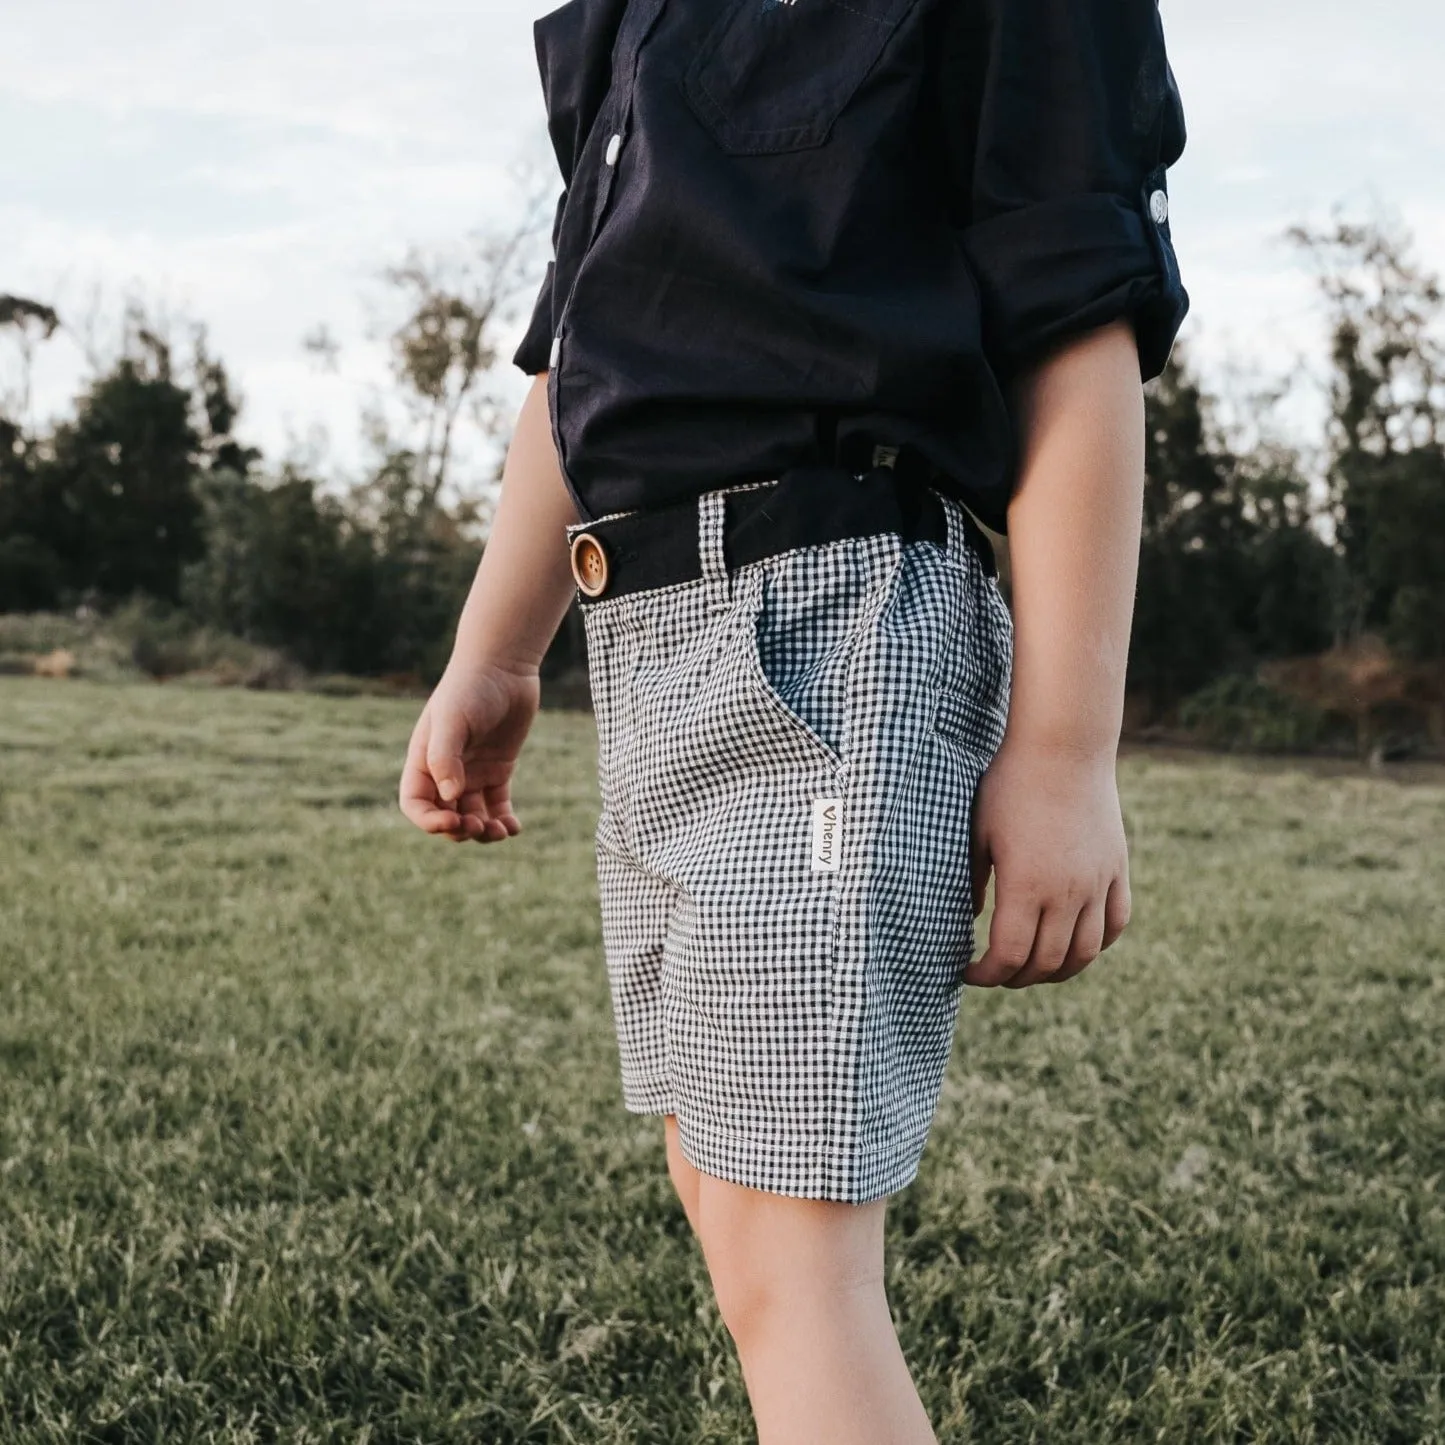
[811,797,843,873]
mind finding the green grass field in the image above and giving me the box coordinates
[1,678,1442,1444]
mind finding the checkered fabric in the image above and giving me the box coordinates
[572,484,1013,1202]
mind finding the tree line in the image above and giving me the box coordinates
[2,215,1443,744]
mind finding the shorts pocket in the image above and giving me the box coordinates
[740,573,847,770]
[681,0,919,155]
[932,688,1007,753]
[739,537,905,771]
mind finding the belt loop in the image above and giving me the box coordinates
[698,489,730,602]
[940,493,998,578]
[941,491,969,562]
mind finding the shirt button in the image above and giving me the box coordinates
[1149,189,1169,225]
[549,334,561,369]
[605,132,622,167]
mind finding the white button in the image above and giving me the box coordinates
[548,334,561,369]
[605,132,622,166]
[1149,189,1169,225]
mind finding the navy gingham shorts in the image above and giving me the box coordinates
[572,482,1013,1202]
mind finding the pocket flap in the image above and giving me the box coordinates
[682,0,919,155]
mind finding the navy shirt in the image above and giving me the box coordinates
[513,0,1189,532]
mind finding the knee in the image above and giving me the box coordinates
[696,1189,885,1352]
[702,1235,780,1349]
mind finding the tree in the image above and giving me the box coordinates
[0,417,63,611]
[1231,445,1336,662]
[1131,350,1246,711]
[34,339,203,602]
[1129,348,1336,716]
[191,326,262,478]
[0,295,64,607]
[369,170,553,516]
[1,294,263,610]
[1289,213,1445,658]
[183,468,374,672]
[1360,447,1445,661]
[0,295,60,429]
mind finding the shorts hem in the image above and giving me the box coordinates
[671,1113,928,1204]
[622,1085,677,1117]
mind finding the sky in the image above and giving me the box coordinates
[4,0,1444,479]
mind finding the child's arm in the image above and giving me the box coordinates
[398,373,578,842]
[966,317,1143,987]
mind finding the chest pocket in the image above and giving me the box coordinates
[681,0,918,155]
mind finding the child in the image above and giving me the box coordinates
[400,0,1187,1436]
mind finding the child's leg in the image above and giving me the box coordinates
[666,1119,936,1445]
[663,1115,701,1233]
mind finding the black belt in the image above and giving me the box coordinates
[568,464,995,603]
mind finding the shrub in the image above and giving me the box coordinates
[1178,674,1333,753]
[110,599,300,687]
[0,609,139,682]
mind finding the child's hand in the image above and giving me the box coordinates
[965,740,1132,987]
[398,661,541,844]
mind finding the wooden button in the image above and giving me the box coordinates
[570,532,610,597]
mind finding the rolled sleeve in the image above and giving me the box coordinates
[945,0,1189,381]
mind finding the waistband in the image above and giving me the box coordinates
[566,464,996,604]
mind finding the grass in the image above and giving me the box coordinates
[0,677,1442,1444]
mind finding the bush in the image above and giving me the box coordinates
[110,599,301,687]
[0,609,140,682]
[1178,674,1333,753]
[182,469,479,681]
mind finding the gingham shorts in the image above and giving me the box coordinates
[573,482,1012,1202]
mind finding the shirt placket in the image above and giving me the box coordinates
[548,0,669,375]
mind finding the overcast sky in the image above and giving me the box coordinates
[4,0,1443,475]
